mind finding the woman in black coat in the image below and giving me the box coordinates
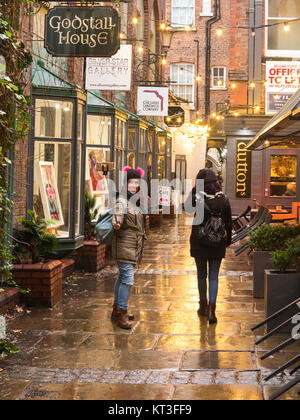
[186,169,232,324]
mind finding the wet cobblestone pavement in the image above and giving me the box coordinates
[0,216,299,400]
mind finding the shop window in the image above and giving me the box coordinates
[171,63,195,104]
[33,142,71,238]
[266,0,300,57]
[212,67,226,89]
[35,99,73,139]
[158,136,166,181]
[172,0,195,27]
[87,115,111,146]
[128,127,137,169]
[77,104,83,140]
[138,128,147,173]
[114,118,127,186]
[270,155,297,197]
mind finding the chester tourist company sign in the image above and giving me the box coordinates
[45,7,120,57]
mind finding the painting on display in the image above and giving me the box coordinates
[36,162,64,227]
[86,148,109,215]
[86,149,108,193]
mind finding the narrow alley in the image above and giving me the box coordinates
[0,216,299,400]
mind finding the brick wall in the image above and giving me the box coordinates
[165,0,232,118]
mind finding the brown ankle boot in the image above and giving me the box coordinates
[111,304,119,321]
[197,300,208,317]
[118,309,132,330]
[208,303,217,324]
[111,305,134,321]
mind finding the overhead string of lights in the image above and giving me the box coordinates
[236,16,300,34]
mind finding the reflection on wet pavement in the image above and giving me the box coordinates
[0,216,299,400]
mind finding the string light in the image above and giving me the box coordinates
[231,83,237,89]
[119,32,126,39]
[284,22,290,31]
[250,82,255,88]
[216,27,223,36]
[161,58,167,65]
[196,75,201,82]
[132,17,139,25]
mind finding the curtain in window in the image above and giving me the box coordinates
[172,0,195,26]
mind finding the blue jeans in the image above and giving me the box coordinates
[114,262,135,311]
[195,258,222,304]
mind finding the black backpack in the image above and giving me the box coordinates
[196,197,228,248]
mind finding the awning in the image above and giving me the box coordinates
[247,89,300,150]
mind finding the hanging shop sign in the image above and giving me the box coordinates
[45,7,120,57]
[137,86,169,117]
[265,61,300,114]
[85,45,132,90]
[236,140,252,199]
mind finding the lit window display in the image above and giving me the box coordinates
[32,93,86,248]
[35,99,73,139]
[87,114,112,146]
[270,155,297,197]
[33,142,71,238]
[138,128,147,173]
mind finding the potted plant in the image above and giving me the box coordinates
[74,190,106,273]
[249,224,300,298]
[264,238,300,333]
[12,210,62,307]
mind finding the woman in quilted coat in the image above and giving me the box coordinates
[111,167,147,330]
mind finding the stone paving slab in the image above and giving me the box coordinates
[181,351,256,371]
[173,384,263,400]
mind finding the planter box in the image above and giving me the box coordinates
[0,288,20,315]
[75,241,106,273]
[12,260,62,308]
[253,251,273,298]
[264,269,300,333]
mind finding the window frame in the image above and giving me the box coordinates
[171,0,195,28]
[170,63,195,105]
[200,0,213,17]
[211,66,227,90]
[265,0,300,58]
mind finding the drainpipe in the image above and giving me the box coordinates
[254,0,263,110]
[205,0,221,119]
[248,1,255,113]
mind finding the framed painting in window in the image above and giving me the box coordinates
[36,162,64,228]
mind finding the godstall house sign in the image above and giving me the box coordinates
[45,7,120,57]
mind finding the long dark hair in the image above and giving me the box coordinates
[205,181,222,195]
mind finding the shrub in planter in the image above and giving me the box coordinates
[264,239,300,333]
[75,190,106,273]
[12,210,62,307]
[249,225,300,298]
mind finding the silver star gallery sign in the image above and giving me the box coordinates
[45,7,120,57]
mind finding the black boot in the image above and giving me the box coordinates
[197,300,208,317]
[208,303,217,324]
